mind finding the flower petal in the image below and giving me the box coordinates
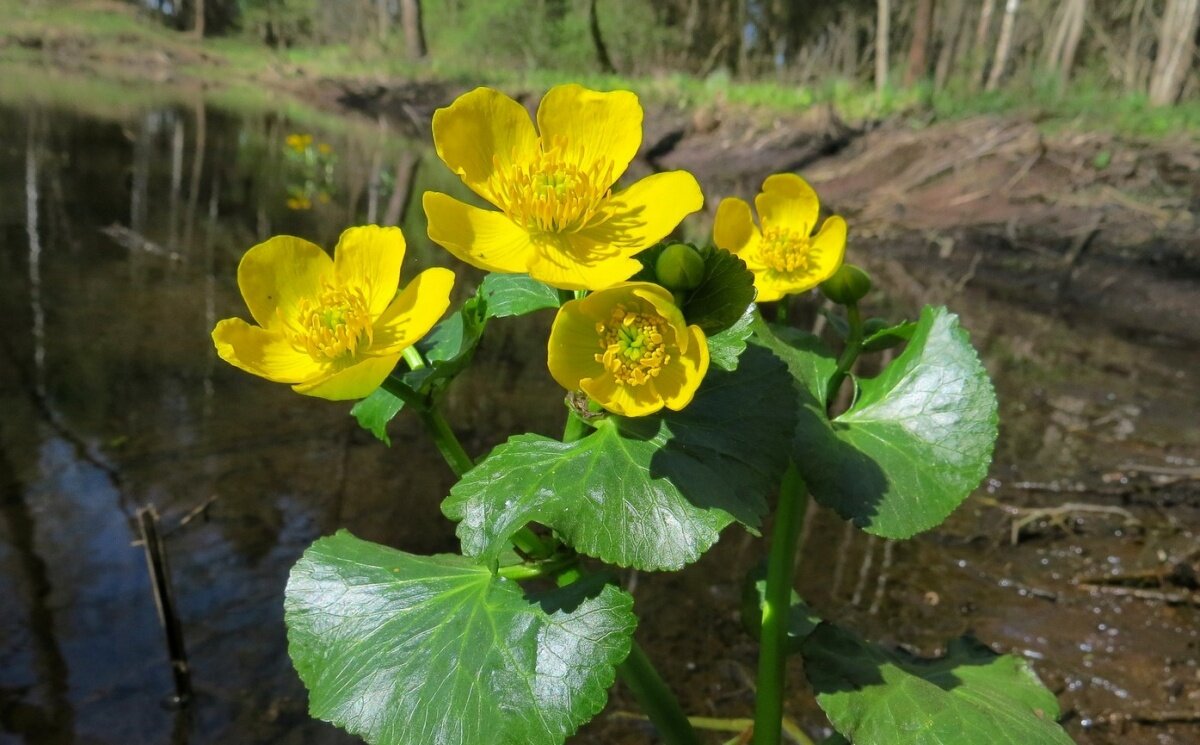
[581,171,703,253]
[754,173,820,234]
[546,301,606,392]
[212,318,326,384]
[536,84,642,188]
[370,267,455,355]
[713,197,760,254]
[237,235,332,329]
[528,233,642,291]
[581,374,663,418]
[809,215,848,283]
[333,225,406,318]
[629,283,690,353]
[424,192,534,274]
[292,354,401,401]
[657,325,709,411]
[432,87,538,202]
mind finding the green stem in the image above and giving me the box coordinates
[497,551,577,580]
[825,302,863,403]
[619,643,702,745]
[561,409,591,443]
[775,299,789,324]
[753,462,808,745]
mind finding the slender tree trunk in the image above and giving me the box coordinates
[400,0,427,59]
[985,0,1020,91]
[933,0,965,90]
[193,0,205,37]
[1058,0,1087,84]
[588,0,616,73]
[377,0,391,42]
[1124,0,1149,92]
[905,0,935,85]
[876,0,891,95]
[972,0,996,89]
[1150,0,1200,105]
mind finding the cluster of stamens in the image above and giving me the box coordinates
[291,285,373,360]
[489,136,613,233]
[759,226,818,275]
[594,304,671,386]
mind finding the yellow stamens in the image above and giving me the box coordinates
[488,136,613,234]
[593,303,671,387]
[760,225,822,276]
[291,284,373,360]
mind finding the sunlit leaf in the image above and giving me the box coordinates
[480,273,561,318]
[286,531,635,745]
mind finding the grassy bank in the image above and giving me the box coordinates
[3,0,1198,139]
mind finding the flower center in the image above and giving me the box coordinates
[489,137,613,234]
[760,226,820,275]
[594,304,671,387]
[292,285,373,360]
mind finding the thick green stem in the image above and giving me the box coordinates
[825,303,863,403]
[561,409,591,443]
[753,462,808,745]
[619,643,702,745]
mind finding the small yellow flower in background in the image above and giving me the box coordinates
[424,84,704,291]
[285,133,314,152]
[212,226,454,401]
[547,282,708,417]
[286,196,312,211]
[713,173,847,302]
[317,142,333,155]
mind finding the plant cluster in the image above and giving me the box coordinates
[212,84,1074,745]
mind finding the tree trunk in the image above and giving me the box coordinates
[192,0,205,37]
[1149,0,1200,105]
[1124,0,1149,92]
[876,0,890,95]
[400,0,427,60]
[972,0,996,89]
[985,0,1019,91]
[1058,0,1086,83]
[933,0,965,90]
[588,0,616,73]
[377,0,391,42]
[904,0,935,85]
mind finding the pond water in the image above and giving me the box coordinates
[0,91,1196,745]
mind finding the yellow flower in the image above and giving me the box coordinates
[317,142,333,155]
[713,173,847,302]
[286,196,312,211]
[211,226,454,401]
[286,133,313,152]
[423,84,704,291]
[547,282,708,417]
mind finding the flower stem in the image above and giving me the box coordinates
[825,302,863,403]
[619,643,702,745]
[753,462,808,745]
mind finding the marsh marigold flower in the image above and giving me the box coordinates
[713,173,847,302]
[424,84,704,291]
[211,226,453,401]
[547,283,708,417]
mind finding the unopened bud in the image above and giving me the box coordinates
[820,264,872,305]
[655,243,706,291]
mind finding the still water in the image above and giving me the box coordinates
[0,95,1197,745]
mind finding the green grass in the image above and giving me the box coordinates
[3,0,1197,140]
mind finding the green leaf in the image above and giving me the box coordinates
[757,307,997,539]
[801,624,1073,745]
[480,273,561,318]
[751,316,838,404]
[443,345,796,571]
[861,320,917,352]
[286,531,635,745]
[740,569,821,651]
[351,386,406,445]
[682,246,757,335]
[706,304,756,371]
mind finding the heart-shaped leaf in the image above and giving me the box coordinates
[286,531,635,745]
[480,273,562,318]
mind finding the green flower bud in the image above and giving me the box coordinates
[655,243,706,291]
[862,317,891,337]
[820,264,872,305]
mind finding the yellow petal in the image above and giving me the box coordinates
[432,87,538,202]
[370,267,455,355]
[528,233,642,291]
[424,192,534,274]
[292,354,401,401]
[752,281,787,303]
[212,318,326,384]
[657,325,709,411]
[546,301,606,392]
[713,197,760,255]
[332,225,406,318]
[809,215,848,282]
[535,84,642,188]
[581,374,663,418]
[237,235,332,329]
[581,171,704,252]
[754,173,820,233]
[629,283,690,353]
